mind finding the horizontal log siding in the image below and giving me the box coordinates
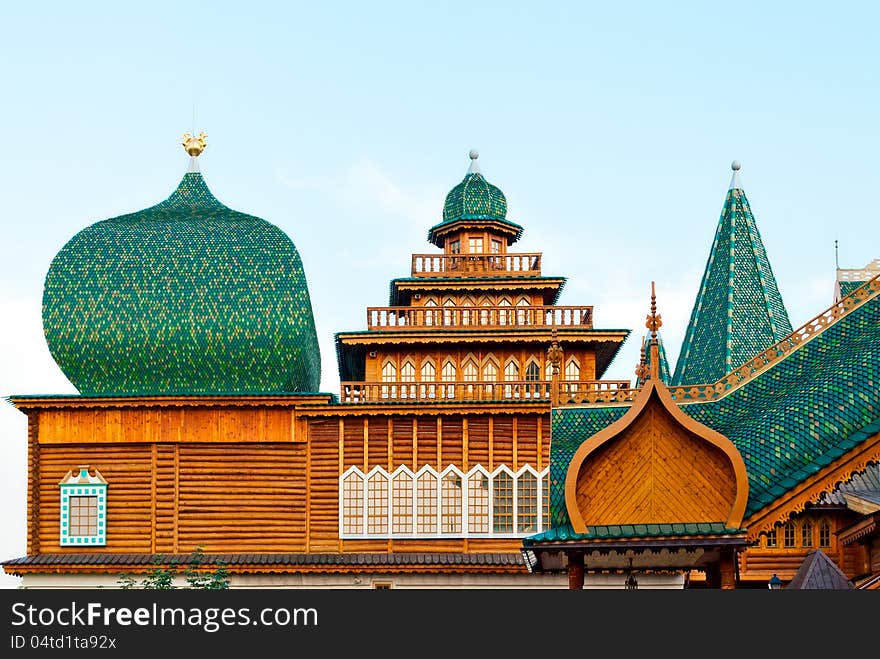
[39,444,153,553]
[175,444,306,553]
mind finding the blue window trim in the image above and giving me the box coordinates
[59,483,107,546]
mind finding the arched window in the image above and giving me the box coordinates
[461,296,476,326]
[399,359,416,399]
[381,360,396,382]
[492,471,514,533]
[783,521,796,548]
[765,527,778,548]
[498,297,512,326]
[423,298,438,326]
[517,471,538,533]
[462,358,478,382]
[524,360,541,398]
[819,520,831,548]
[416,470,438,534]
[483,356,499,381]
[441,471,462,533]
[400,360,415,382]
[801,520,813,547]
[341,470,364,535]
[420,359,436,399]
[392,469,413,534]
[441,359,457,398]
[467,470,490,533]
[442,299,456,326]
[367,470,389,534]
[516,297,530,325]
[565,357,580,381]
[504,359,520,398]
[479,298,492,325]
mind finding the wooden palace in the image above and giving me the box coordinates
[3,140,879,589]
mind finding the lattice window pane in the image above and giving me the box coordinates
[493,472,513,533]
[766,528,778,548]
[417,473,438,534]
[819,522,831,548]
[517,473,538,533]
[367,473,389,534]
[783,522,795,548]
[342,473,364,535]
[467,472,489,533]
[392,472,413,534]
[441,473,462,533]
[801,521,813,547]
[69,496,98,537]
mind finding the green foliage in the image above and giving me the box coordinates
[116,548,229,590]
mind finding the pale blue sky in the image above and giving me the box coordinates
[1,1,877,586]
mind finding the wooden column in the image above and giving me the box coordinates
[568,551,585,590]
[704,561,720,589]
[720,548,737,589]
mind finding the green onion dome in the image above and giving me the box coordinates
[428,150,522,247]
[442,160,508,224]
[42,169,321,395]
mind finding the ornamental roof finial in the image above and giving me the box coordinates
[635,335,649,384]
[182,131,208,172]
[729,159,742,190]
[645,281,663,381]
[468,148,481,174]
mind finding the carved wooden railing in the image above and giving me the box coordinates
[340,379,631,403]
[411,253,542,278]
[558,273,880,406]
[367,305,593,330]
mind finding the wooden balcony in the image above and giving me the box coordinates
[411,253,542,278]
[339,379,631,403]
[366,305,593,330]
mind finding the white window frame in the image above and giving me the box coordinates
[339,464,549,539]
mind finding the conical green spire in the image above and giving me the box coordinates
[672,162,792,386]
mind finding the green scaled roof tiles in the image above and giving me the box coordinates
[548,290,880,528]
[42,172,321,395]
[672,175,792,386]
[524,522,743,545]
[634,333,671,388]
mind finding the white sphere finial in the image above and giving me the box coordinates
[731,160,741,171]
[469,149,479,160]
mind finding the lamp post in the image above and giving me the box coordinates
[768,573,782,590]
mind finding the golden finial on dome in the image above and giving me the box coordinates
[182,131,208,157]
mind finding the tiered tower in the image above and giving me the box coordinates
[335,151,630,404]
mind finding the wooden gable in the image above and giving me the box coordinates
[564,380,749,532]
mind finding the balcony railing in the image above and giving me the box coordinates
[411,253,542,278]
[339,379,631,403]
[366,305,593,330]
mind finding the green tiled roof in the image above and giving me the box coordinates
[428,171,522,246]
[548,290,880,527]
[672,183,792,386]
[634,334,671,388]
[838,281,864,297]
[524,522,743,545]
[43,172,321,395]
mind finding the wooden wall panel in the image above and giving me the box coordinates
[176,443,306,553]
[441,416,463,468]
[417,417,438,469]
[38,406,299,444]
[306,418,342,551]
[343,418,365,471]
[517,415,538,469]
[38,444,153,553]
[492,416,514,466]
[367,418,388,470]
[392,417,415,469]
[468,416,490,470]
[153,444,177,553]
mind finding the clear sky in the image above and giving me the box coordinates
[1,1,877,587]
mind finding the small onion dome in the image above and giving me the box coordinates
[427,151,522,247]
[42,171,321,395]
